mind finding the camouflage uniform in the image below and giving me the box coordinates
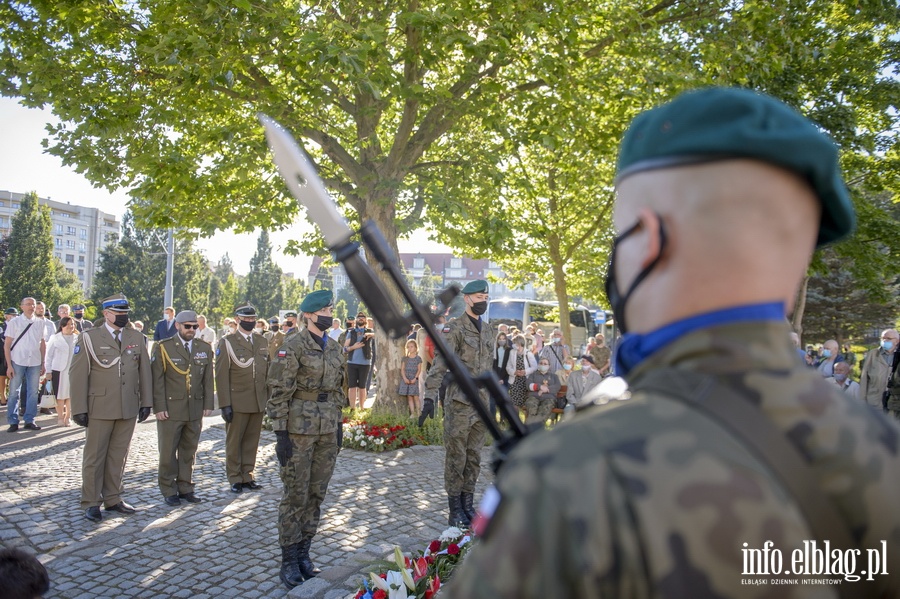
[523,370,560,425]
[445,322,900,598]
[267,329,345,547]
[423,315,494,495]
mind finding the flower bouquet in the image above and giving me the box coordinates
[342,419,422,453]
[355,527,474,598]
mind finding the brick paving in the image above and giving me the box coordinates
[0,409,492,598]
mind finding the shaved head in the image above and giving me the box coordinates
[611,159,822,333]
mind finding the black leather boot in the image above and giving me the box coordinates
[448,494,469,527]
[460,492,475,525]
[297,536,321,579]
[280,544,306,588]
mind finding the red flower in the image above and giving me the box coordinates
[379,572,387,579]
[355,591,365,599]
[428,540,441,553]
[447,543,460,555]
[373,590,387,599]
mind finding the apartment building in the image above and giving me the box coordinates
[0,190,121,292]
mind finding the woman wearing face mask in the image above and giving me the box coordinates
[45,316,78,426]
[524,358,561,426]
[506,334,537,410]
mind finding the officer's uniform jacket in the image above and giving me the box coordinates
[151,336,214,421]
[445,321,900,598]
[267,329,345,435]
[215,332,269,413]
[423,315,494,407]
[70,325,152,419]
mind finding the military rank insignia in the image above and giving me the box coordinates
[277,349,288,358]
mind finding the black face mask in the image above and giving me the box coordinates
[311,314,332,332]
[284,320,295,329]
[469,300,488,316]
[604,217,667,334]
[113,314,129,328]
[239,320,255,332]
[73,312,84,319]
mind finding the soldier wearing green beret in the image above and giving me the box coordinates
[445,88,900,597]
[422,279,494,527]
[266,289,345,589]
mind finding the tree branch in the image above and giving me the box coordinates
[398,185,427,231]
[383,0,423,177]
[584,0,683,59]
[563,196,614,262]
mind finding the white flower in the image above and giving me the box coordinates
[439,526,463,542]
[360,440,366,447]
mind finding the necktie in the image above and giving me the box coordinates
[114,330,121,348]
[184,342,190,355]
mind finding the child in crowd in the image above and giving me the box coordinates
[399,340,422,417]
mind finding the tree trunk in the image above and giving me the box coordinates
[362,200,408,417]
[791,275,809,341]
[548,235,573,351]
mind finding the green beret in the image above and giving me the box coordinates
[461,279,489,295]
[616,87,854,247]
[299,289,333,314]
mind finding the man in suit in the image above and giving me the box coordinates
[153,306,177,342]
[70,294,152,522]
[151,310,214,505]
[216,303,270,493]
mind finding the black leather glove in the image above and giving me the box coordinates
[336,420,343,449]
[73,413,89,427]
[275,430,292,467]
[137,407,151,423]
[221,406,234,423]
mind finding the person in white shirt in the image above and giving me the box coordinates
[826,361,860,401]
[35,302,55,342]
[327,318,342,342]
[45,317,78,426]
[4,297,45,432]
[196,314,217,346]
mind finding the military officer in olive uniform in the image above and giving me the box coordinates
[71,294,152,522]
[422,279,494,527]
[267,290,345,589]
[268,311,298,360]
[216,303,269,493]
[151,310,214,505]
[445,89,900,598]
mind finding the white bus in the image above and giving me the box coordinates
[486,299,600,354]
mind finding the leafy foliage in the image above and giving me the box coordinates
[0,192,61,308]
[243,230,284,318]
[91,213,211,324]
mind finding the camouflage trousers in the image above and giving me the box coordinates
[278,432,339,546]
[443,398,487,495]
[524,396,553,426]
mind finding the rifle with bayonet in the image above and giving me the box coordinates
[259,114,528,472]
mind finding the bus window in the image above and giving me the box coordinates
[487,300,525,330]
[530,303,555,323]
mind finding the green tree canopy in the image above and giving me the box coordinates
[0,192,58,308]
[91,212,212,324]
[244,230,284,318]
